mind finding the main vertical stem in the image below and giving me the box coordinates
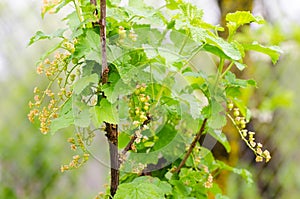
[100,0,109,85]
[98,0,119,197]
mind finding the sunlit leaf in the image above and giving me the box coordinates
[28,29,66,46]
[243,42,283,64]
[226,11,264,27]
[93,98,119,124]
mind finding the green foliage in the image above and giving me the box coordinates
[28,0,281,198]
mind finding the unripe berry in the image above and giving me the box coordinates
[139,96,146,103]
[118,26,126,39]
[233,108,240,117]
[135,109,140,115]
[241,123,246,129]
[227,102,234,110]
[140,86,146,92]
[143,105,149,111]
[134,89,140,95]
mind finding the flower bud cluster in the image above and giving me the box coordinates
[60,133,91,172]
[198,166,213,188]
[28,46,77,134]
[60,153,90,172]
[36,50,72,78]
[42,0,62,15]
[227,103,271,163]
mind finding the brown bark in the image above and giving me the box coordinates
[90,0,119,197]
[99,0,119,197]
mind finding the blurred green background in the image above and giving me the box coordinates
[1,0,300,198]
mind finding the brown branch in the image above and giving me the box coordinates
[122,134,137,155]
[105,123,119,198]
[173,118,208,174]
[100,0,109,84]
[93,0,118,197]
[90,0,97,5]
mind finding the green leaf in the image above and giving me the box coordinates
[207,129,231,153]
[234,62,246,71]
[64,11,83,38]
[152,124,176,151]
[114,182,164,199]
[170,180,193,197]
[28,29,66,46]
[226,11,264,27]
[232,168,253,184]
[118,132,131,148]
[93,98,119,124]
[165,0,183,10]
[226,11,265,40]
[73,29,101,60]
[50,99,74,135]
[74,107,91,128]
[205,34,242,60]
[202,44,231,60]
[86,29,101,52]
[73,73,99,94]
[178,3,203,26]
[208,98,226,129]
[243,42,283,64]
[225,72,256,88]
[199,147,217,170]
[217,161,253,184]
[50,111,74,135]
[131,176,172,195]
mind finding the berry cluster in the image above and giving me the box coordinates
[129,84,151,127]
[118,26,138,42]
[189,146,213,188]
[227,102,271,163]
[28,41,77,134]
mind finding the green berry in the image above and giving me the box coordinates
[227,103,234,110]
[233,108,240,117]
[143,105,149,111]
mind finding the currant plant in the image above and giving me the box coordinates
[28,0,282,198]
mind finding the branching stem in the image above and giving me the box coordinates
[173,118,208,174]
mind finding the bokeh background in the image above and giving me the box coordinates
[1,0,300,198]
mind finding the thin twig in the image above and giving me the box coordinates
[122,134,137,155]
[121,114,151,155]
[173,118,208,174]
